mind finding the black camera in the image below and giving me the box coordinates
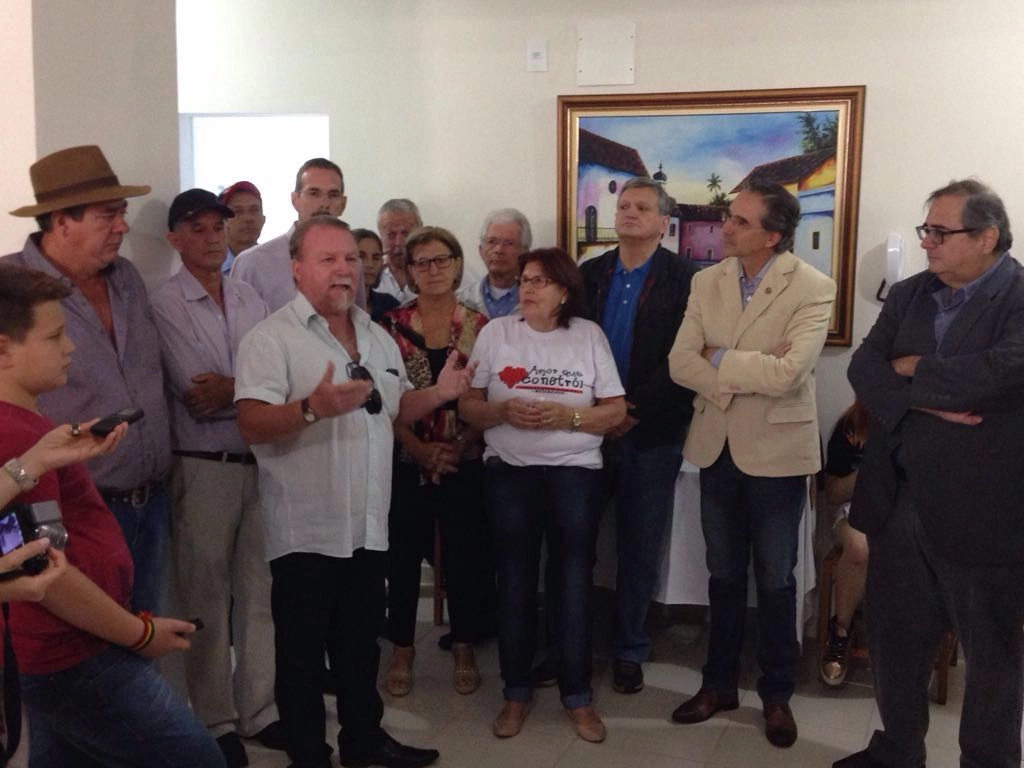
[0,501,68,576]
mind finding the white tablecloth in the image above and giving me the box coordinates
[595,460,816,636]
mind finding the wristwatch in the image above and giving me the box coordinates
[300,398,318,424]
[3,457,38,491]
[570,410,582,432]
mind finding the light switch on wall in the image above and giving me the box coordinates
[527,37,548,72]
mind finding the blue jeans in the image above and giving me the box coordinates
[699,446,805,705]
[487,459,602,710]
[20,646,224,767]
[105,487,170,614]
[605,434,683,664]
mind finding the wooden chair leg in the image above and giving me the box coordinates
[818,545,841,654]
[432,519,446,626]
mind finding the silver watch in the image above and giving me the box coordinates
[3,457,38,491]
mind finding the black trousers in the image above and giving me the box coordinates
[270,550,387,768]
[864,483,1024,768]
[384,459,496,646]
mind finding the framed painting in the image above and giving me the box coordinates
[557,85,865,346]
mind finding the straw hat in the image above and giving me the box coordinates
[9,145,151,217]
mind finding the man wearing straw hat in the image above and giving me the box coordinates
[4,145,172,615]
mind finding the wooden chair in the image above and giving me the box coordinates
[818,543,958,704]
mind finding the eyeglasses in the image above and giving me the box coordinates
[482,237,519,249]
[915,225,978,244]
[410,254,459,272]
[519,275,554,289]
[346,362,382,414]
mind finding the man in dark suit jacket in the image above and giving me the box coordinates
[837,179,1024,768]
[580,177,699,694]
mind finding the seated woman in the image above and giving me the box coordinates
[820,400,869,686]
[377,226,493,697]
[0,264,221,766]
[460,248,625,744]
[354,228,400,320]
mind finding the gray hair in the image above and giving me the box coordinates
[927,179,1012,253]
[479,208,532,251]
[741,180,800,254]
[620,176,675,216]
[377,198,422,226]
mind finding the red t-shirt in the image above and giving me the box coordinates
[0,402,133,674]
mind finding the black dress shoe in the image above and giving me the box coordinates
[338,734,439,768]
[763,702,797,748]
[251,720,288,751]
[671,688,739,724]
[832,749,895,767]
[612,659,644,694]
[216,732,249,768]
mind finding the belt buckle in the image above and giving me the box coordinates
[129,484,150,508]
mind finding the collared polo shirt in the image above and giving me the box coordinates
[602,254,653,382]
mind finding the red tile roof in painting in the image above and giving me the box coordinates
[578,129,650,177]
[730,148,834,192]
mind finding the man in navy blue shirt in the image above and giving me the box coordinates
[579,177,698,694]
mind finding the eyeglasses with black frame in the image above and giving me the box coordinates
[410,254,459,272]
[915,225,978,245]
[346,362,382,414]
[519,274,554,289]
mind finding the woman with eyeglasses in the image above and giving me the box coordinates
[377,226,494,698]
[459,248,626,744]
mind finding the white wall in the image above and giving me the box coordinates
[6,0,992,434]
[0,0,37,250]
[174,0,1024,434]
[30,0,180,286]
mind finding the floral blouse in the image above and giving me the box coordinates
[378,300,488,464]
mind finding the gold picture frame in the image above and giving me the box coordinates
[557,85,865,346]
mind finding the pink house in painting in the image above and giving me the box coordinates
[676,203,727,265]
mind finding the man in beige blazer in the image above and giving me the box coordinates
[667,181,835,749]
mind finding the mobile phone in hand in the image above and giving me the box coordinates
[90,408,144,437]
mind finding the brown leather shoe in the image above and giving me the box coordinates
[671,688,739,724]
[763,702,797,748]
[385,645,415,697]
[566,705,606,743]
[493,700,530,738]
[451,642,480,695]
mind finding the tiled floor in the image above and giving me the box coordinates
[245,594,970,768]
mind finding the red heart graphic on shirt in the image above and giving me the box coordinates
[498,366,529,389]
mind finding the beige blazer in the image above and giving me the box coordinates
[668,251,836,477]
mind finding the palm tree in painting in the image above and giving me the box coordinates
[706,173,724,205]
[799,112,839,153]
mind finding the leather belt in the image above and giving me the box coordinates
[174,450,257,465]
[99,480,165,508]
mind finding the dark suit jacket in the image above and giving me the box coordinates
[580,245,699,448]
[848,255,1024,564]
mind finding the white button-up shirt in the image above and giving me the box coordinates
[235,294,410,560]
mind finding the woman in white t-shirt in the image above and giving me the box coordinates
[460,248,626,744]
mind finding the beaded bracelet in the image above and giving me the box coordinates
[127,611,155,652]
